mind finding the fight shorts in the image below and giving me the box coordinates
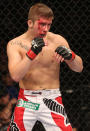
[7,88,72,131]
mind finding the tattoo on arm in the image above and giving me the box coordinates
[11,41,29,51]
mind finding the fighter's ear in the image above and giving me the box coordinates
[27,19,33,28]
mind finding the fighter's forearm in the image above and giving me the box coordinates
[8,38,45,82]
[65,55,83,72]
[9,56,31,82]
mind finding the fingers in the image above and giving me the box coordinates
[54,52,64,63]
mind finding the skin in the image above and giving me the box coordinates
[0,97,17,126]
[7,17,83,90]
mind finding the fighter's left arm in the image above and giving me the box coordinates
[54,35,83,72]
[55,46,83,72]
[65,54,83,72]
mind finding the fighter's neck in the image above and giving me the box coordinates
[24,30,35,41]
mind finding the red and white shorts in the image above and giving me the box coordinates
[7,88,72,131]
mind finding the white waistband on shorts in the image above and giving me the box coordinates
[20,88,61,96]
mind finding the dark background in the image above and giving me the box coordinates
[0,0,90,131]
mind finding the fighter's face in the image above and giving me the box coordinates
[33,17,52,38]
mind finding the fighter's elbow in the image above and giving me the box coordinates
[78,65,83,72]
[10,73,20,82]
[72,65,83,73]
[77,61,83,72]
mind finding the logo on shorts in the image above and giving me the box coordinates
[9,115,19,131]
[17,99,40,110]
[43,98,70,125]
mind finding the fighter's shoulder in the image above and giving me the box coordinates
[7,35,25,52]
[7,37,21,56]
[7,36,21,46]
[47,32,69,46]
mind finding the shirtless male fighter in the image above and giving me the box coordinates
[7,3,83,131]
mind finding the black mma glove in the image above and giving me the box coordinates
[55,46,76,60]
[26,37,45,60]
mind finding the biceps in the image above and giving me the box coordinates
[8,51,22,71]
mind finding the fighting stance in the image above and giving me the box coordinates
[7,3,83,131]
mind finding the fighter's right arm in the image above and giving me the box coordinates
[7,38,45,82]
[7,41,32,82]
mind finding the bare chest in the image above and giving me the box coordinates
[20,42,57,67]
[37,45,55,66]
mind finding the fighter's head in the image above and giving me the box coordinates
[27,3,54,38]
[28,3,54,23]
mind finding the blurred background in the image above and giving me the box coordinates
[0,0,89,131]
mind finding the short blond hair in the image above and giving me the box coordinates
[28,3,54,22]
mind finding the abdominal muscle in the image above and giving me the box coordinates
[19,62,60,90]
